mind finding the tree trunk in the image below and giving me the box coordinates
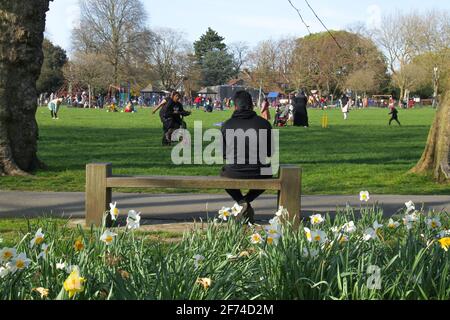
[0,0,51,176]
[410,93,450,182]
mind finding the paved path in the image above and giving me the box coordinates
[0,191,449,223]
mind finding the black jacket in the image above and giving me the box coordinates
[160,98,185,124]
[221,109,274,179]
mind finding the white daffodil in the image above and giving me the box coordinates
[0,247,16,263]
[373,221,383,231]
[426,217,441,230]
[109,202,119,221]
[275,206,289,217]
[265,224,281,236]
[193,254,205,269]
[37,244,49,260]
[403,212,419,230]
[218,207,232,221]
[304,227,312,242]
[269,216,281,226]
[439,230,450,238]
[359,191,370,202]
[311,230,328,244]
[302,247,319,258]
[126,210,141,230]
[100,230,118,245]
[331,226,339,234]
[363,228,378,241]
[267,234,281,245]
[7,253,31,273]
[342,221,357,233]
[250,233,263,244]
[30,228,45,248]
[387,218,400,229]
[405,200,415,214]
[56,261,66,270]
[231,203,243,217]
[310,214,324,226]
[0,266,8,278]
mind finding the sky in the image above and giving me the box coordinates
[45,0,450,52]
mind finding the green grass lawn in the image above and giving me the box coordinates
[0,105,448,195]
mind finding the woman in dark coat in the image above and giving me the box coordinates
[293,91,309,127]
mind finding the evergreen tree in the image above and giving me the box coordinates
[37,39,68,94]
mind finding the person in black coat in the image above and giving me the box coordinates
[157,92,190,145]
[221,91,274,223]
[293,91,309,127]
[389,107,401,126]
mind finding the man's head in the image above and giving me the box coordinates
[233,91,253,111]
[171,91,181,103]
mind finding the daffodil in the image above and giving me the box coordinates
[405,200,415,214]
[109,202,119,221]
[439,230,450,238]
[387,218,400,229]
[100,230,117,245]
[310,214,324,225]
[193,254,205,269]
[275,206,289,217]
[363,228,378,241]
[250,233,263,244]
[196,277,212,290]
[342,221,357,233]
[33,287,49,298]
[126,210,141,230]
[426,217,441,230]
[338,234,349,244]
[311,230,328,244]
[37,244,49,260]
[0,266,8,278]
[218,207,232,221]
[359,191,370,202]
[0,247,16,263]
[267,234,280,245]
[238,251,250,258]
[30,228,45,248]
[403,212,419,230]
[231,203,243,217]
[7,253,31,273]
[74,238,84,252]
[63,268,86,298]
[304,227,312,242]
[302,247,319,258]
[56,261,66,270]
[438,237,450,252]
[373,221,383,230]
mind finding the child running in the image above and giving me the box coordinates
[388,106,401,126]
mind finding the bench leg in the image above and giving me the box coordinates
[86,163,112,227]
[278,166,302,227]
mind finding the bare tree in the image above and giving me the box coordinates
[229,41,250,76]
[149,28,191,91]
[0,0,52,176]
[73,0,152,85]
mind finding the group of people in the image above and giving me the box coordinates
[261,91,310,128]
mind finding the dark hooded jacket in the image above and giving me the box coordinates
[221,109,274,179]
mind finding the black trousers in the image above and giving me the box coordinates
[389,117,401,125]
[225,189,266,204]
[50,110,58,118]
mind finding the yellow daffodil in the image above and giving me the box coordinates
[33,287,49,298]
[196,277,212,290]
[438,237,450,252]
[63,268,86,298]
[30,228,45,248]
[74,238,84,251]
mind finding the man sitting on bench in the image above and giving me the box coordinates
[221,90,274,223]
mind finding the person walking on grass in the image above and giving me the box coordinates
[260,98,271,121]
[340,93,350,120]
[48,97,63,120]
[389,106,401,126]
[221,91,274,224]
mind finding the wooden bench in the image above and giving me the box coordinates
[85,163,302,227]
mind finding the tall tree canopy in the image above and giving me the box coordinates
[291,31,388,96]
[0,0,51,176]
[37,39,68,94]
[193,28,234,86]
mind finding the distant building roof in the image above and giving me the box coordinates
[268,92,280,98]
